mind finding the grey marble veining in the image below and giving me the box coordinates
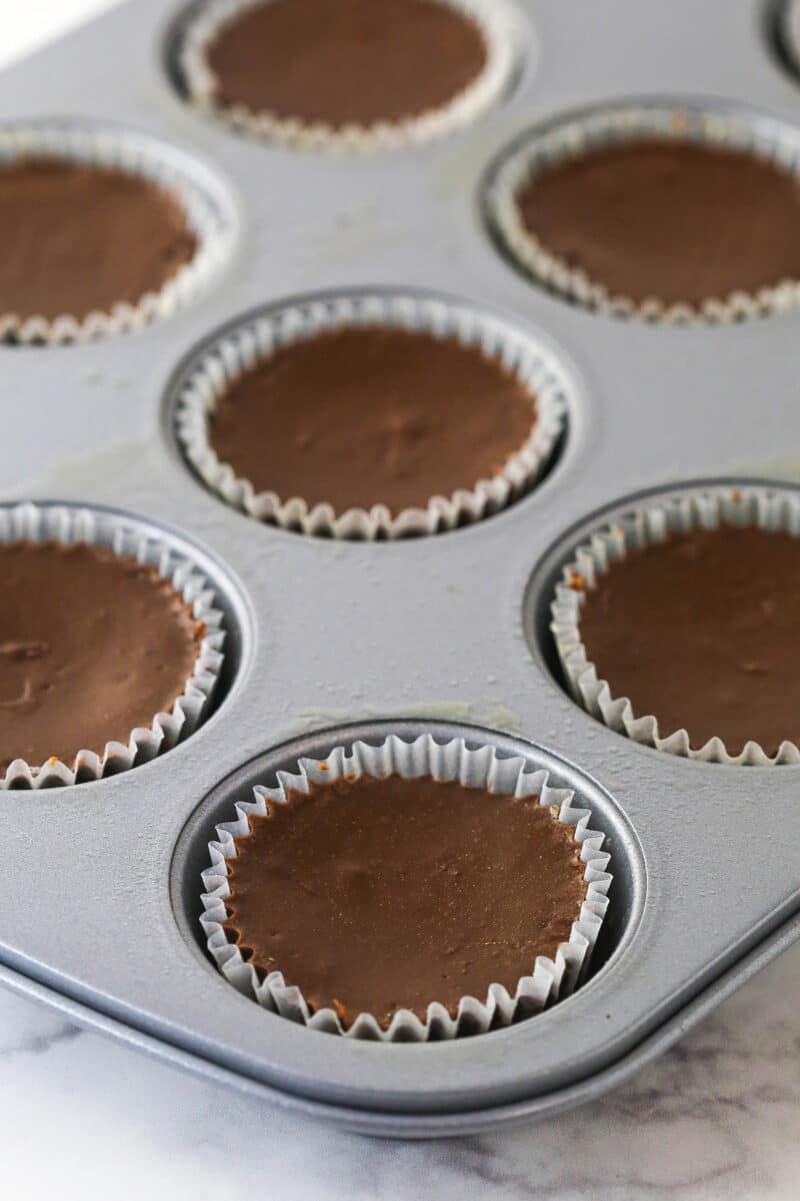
[2,943,799,1200]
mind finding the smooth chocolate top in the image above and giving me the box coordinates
[577,523,800,755]
[0,159,197,322]
[208,326,537,513]
[205,0,488,126]
[516,139,800,306]
[222,773,587,1028]
[0,542,202,771]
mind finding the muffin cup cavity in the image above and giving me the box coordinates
[0,123,232,345]
[174,291,567,539]
[177,0,521,151]
[200,731,612,1041]
[551,486,800,766]
[0,502,225,789]
[487,103,800,325]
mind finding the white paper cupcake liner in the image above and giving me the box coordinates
[174,291,568,538]
[0,123,232,345]
[0,502,226,789]
[178,0,520,152]
[200,731,612,1041]
[551,485,800,766]
[487,102,800,325]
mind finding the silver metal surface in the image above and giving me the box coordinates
[2,0,800,1138]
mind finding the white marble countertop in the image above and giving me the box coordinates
[3,3,800,1196]
[1,942,799,1200]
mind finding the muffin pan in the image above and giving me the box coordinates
[2,0,800,1138]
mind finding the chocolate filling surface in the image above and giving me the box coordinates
[0,542,202,770]
[205,0,488,126]
[222,773,588,1028]
[516,139,800,306]
[0,159,197,321]
[576,524,800,755]
[208,326,537,513]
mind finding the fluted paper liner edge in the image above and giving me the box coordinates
[487,103,800,325]
[178,0,521,152]
[0,124,232,344]
[200,731,612,1041]
[0,502,225,788]
[174,291,567,539]
[551,485,800,766]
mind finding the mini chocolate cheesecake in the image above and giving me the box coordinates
[207,326,538,514]
[200,0,489,127]
[576,524,800,756]
[0,159,197,322]
[221,774,588,1028]
[0,542,203,771]
[515,138,800,307]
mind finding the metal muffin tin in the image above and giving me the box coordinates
[3,0,800,1139]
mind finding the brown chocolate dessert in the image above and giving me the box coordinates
[516,139,800,306]
[0,159,197,321]
[576,524,800,755]
[208,326,537,513]
[0,542,203,770]
[203,0,488,127]
[222,773,588,1028]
